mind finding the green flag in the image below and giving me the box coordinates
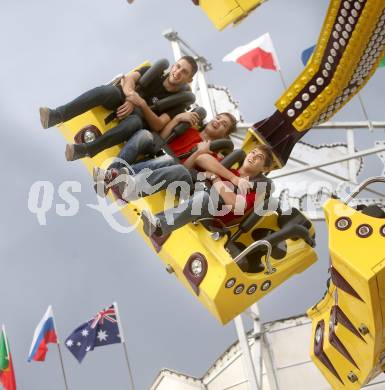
[379,56,385,68]
[0,331,9,370]
[0,327,17,390]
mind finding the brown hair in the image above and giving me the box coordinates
[179,55,198,76]
[255,144,274,170]
[218,112,237,135]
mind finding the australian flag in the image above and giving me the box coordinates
[65,304,121,363]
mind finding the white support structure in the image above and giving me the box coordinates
[234,315,260,390]
[195,63,215,121]
[261,330,280,390]
[347,129,357,184]
[270,145,385,179]
[163,29,215,120]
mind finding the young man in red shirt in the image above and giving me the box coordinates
[112,145,274,237]
[94,111,237,196]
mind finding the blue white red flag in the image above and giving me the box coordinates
[65,304,121,363]
[28,306,57,362]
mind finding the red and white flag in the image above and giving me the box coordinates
[223,32,280,71]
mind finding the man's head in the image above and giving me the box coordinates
[242,145,274,176]
[167,56,198,86]
[204,112,237,140]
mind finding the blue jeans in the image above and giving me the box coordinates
[108,129,166,170]
[56,85,125,121]
[56,85,147,157]
[131,160,193,197]
[156,190,214,235]
[85,111,145,157]
[131,154,176,174]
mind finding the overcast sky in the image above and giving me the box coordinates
[1,0,384,389]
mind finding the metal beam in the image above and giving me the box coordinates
[235,121,385,132]
[163,29,212,71]
[234,315,260,390]
[261,328,280,390]
[270,145,385,179]
[287,156,385,199]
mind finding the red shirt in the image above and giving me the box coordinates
[168,127,203,162]
[217,169,258,225]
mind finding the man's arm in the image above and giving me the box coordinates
[140,105,171,132]
[206,172,246,212]
[195,154,238,182]
[116,71,143,119]
[126,91,171,132]
[160,111,199,139]
[195,154,252,195]
[120,71,141,96]
[211,177,238,207]
[183,141,211,169]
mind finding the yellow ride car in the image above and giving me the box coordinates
[193,0,266,30]
[57,76,317,325]
[308,177,385,389]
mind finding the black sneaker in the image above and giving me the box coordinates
[141,209,163,237]
[39,107,62,129]
[65,144,88,161]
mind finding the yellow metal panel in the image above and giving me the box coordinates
[308,199,385,388]
[198,0,264,30]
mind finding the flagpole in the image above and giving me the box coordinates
[266,32,288,91]
[357,93,373,131]
[114,302,136,390]
[278,69,288,90]
[51,306,70,390]
[2,325,10,359]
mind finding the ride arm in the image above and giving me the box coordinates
[120,71,141,96]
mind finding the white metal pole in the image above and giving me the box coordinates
[357,94,373,131]
[169,40,183,61]
[196,62,215,120]
[261,327,280,390]
[248,304,263,388]
[51,306,70,390]
[163,29,215,120]
[270,145,385,179]
[114,302,136,390]
[234,315,260,390]
[277,69,288,90]
[346,129,357,184]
